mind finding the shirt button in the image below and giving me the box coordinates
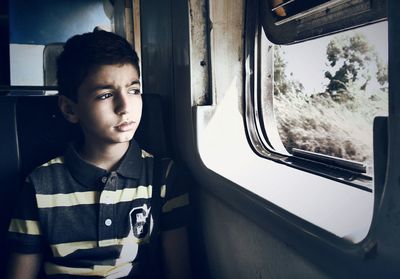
[105,219,112,226]
[101,177,107,183]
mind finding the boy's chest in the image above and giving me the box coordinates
[99,174,154,241]
[37,172,156,247]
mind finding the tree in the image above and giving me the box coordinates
[273,46,289,96]
[376,58,388,87]
[273,46,304,96]
[324,33,375,102]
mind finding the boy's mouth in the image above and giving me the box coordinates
[115,121,135,132]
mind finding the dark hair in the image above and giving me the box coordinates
[57,31,140,102]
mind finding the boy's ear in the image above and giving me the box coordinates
[58,95,79,123]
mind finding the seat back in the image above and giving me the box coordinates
[43,43,64,86]
[0,93,168,274]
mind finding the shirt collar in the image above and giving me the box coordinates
[116,140,143,179]
[64,140,143,187]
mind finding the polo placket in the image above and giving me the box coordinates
[98,171,118,246]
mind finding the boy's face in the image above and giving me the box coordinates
[71,63,142,147]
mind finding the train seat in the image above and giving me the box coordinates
[43,43,64,86]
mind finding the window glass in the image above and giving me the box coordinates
[260,22,388,176]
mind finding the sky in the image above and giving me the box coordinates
[280,21,388,94]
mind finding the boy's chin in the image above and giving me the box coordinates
[114,134,135,143]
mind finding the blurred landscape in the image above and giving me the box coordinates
[271,27,388,176]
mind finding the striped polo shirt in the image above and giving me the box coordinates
[8,140,190,278]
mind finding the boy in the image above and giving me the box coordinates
[7,31,191,279]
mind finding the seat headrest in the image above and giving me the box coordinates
[43,43,64,86]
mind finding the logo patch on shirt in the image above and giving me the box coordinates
[129,204,152,239]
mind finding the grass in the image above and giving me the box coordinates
[273,87,388,175]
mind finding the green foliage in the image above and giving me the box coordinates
[273,46,304,96]
[376,58,388,86]
[324,33,387,103]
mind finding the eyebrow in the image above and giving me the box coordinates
[91,79,141,92]
[127,80,141,87]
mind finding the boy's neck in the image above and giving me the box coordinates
[79,141,130,171]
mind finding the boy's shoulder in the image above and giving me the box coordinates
[39,156,65,168]
[27,155,66,179]
[25,155,68,193]
[138,147,175,179]
[31,156,65,172]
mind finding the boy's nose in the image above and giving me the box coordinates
[115,92,130,115]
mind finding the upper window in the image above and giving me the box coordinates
[257,22,388,180]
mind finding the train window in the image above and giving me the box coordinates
[195,0,388,244]
[243,0,389,190]
[255,21,388,182]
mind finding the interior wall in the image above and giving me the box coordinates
[140,0,173,98]
[200,192,333,279]
[140,0,178,156]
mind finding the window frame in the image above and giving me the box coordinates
[259,0,387,45]
[244,0,388,191]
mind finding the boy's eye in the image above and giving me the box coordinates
[97,92,113,100]
[128,88,141,95]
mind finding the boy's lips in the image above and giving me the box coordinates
[115,121,135,132]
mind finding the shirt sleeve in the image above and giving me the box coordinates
[159,159,191,231]
[8,177,45,254]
